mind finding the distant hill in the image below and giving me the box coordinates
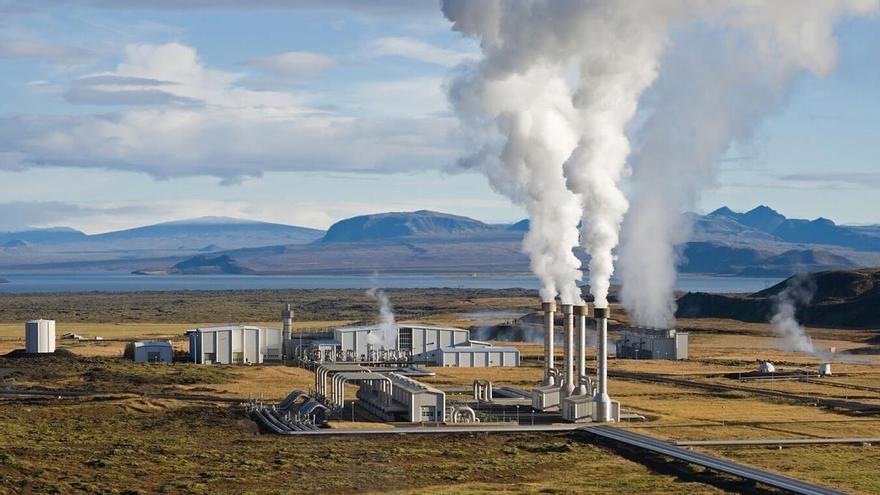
[89,217,324,250]
[0,227,87,245]
[507,219,530,232]
[6,205,880,277]
[707,205,880,251]
[321,210,495,243]
[676,267,880,328]
[170,254,254,275]
[0,217,324,254]
[680,242,855,277]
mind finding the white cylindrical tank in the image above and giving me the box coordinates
[25,319,56,353]
[819,363,832,376]
[758,361,775,374]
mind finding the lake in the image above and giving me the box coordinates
[0,272,782,294]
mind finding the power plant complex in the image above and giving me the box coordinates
[19,298,645,429]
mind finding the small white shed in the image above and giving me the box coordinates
[133,340,173,363]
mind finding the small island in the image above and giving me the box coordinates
[0,277,9,284]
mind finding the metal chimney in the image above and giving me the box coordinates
[574,304,588,395]
[542,301,556,386]
[282,303,294,358]
[562,304,574,398]
[593,306,612,421]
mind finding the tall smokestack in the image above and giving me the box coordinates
[562,304,574,397]
[593,306,612,422]
[542,301,556,386]
[282,303,294,358]
[574,304,588,395]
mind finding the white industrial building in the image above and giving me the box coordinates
[188,325,283,364]
[356,372,446,422]
[133,340,173,363]
[300,324,520,368]
[438,344,520,367]
[25,319,55,354]
[615,328,688,360]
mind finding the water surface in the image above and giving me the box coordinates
[0,272,782,294]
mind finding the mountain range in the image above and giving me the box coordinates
[2,206,880,277]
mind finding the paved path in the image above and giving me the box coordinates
[676,437,879,447]
[585,426,848,495]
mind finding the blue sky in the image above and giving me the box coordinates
[1,1,879,233]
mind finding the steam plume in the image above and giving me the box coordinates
[366,286,397,349]
[770,273,817,353]
[443,1,878,316]
[616,1,879,328]
[443,1,582,304]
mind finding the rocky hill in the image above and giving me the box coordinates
[676,268,880,328]
[321,210,494,243]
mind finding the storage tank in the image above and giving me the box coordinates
[25,319,56,353]
[819,363,832,376]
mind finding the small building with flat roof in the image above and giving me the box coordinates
[133,340,173,363]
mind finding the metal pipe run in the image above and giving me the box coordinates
[562,304,574,397]
[575,304,588,396]
[593,306,612,422]
[542,301,556,386]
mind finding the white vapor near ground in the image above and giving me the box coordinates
[366,285,397,350]
[770,273,817,354]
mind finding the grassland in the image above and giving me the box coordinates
[0,288,537,324]
[2,288,880,493]
[0,396,729,495]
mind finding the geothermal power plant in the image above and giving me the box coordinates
[532,302,620,422]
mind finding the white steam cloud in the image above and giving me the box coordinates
[770,273,816,354]
[442,1,669,306]
[617,1,878,328]
[443,1,877,315]
[445,46,583,304]
[366,286,398,349]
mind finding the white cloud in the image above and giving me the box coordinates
[367,36,474,67]
[0,38,92,60]
[2,42,456,181]
[244,51,336,78]
[0,201,142,231]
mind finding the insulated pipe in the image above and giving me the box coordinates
[593,306,612,422]
[575,304,588,396]
[542,301,556,386]
[562,304,574,397]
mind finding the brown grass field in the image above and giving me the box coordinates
[1,289,880,494]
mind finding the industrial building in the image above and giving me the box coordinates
[25,319,55,354]
[356,372,446,422]
[297,324,520,368]
[132,340,173,363]
[313,362,446,423]
[188,325,283,364]
[438,344,519,367]
[615,327,688,360]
